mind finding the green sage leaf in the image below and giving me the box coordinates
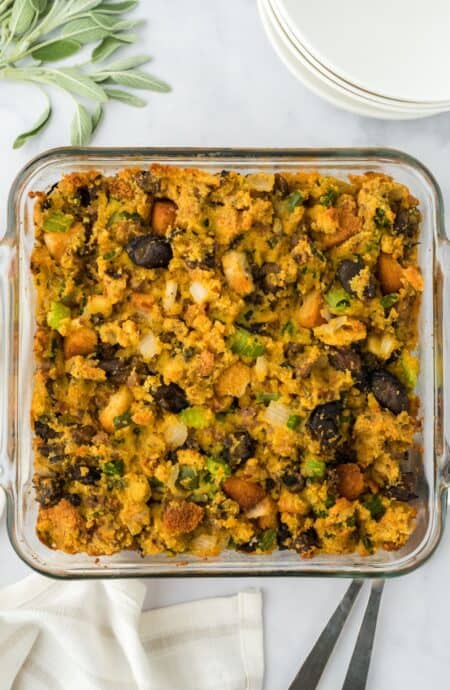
[70,102,93,146]
[106,69,170,92]
[97,1,138,13]
[13,98,51,148]
[10,0,35,35]
[42,67,107,101]
[102,54,151,71]
[61,17,110,44]
[29,0,48,12]
[91,35,125,62]
[31,39,81,62]
[91,103,103,132]
[104,87,146,106]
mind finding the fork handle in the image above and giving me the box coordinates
[288,579,363,690]
[341,579,385,690]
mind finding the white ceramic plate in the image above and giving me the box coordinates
[274,0,450,103]
[259,0,442,119]
[270,0,447,113]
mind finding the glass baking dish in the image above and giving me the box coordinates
[1,147,449,579]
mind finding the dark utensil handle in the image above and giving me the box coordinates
[288,579,364,690]
[341,580,385,690]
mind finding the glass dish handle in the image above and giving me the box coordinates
[438,239,450,490]
[0,242,12,492]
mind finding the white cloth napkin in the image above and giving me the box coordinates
[0,574,263,690]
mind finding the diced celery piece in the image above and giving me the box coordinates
[43,211,73,233]
[206,457,231,482]
[400,351,419,389]
[180,406,212,429]
[230,327,266,358]
[324,287,351,312]
[256,392,280,405]
[380,293,399,309]
[258,528,277,551]
[287,414,301,430]
[47,301,70,331]
[302,458,326,479]
[319,189,338,207]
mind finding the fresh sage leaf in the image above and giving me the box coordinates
[91,102,104,132]
[98,1,138,13]
[102,54,151,71]
[13,99,51,148]
[104,86,146,106]
[106,69,171,91]
[42,68,107,101]
[10,0,35,36]
[70,102,93,145]
[31,39,81,62]
[91,35,126,62]
[29,0,48,12]
[61,17,110,44]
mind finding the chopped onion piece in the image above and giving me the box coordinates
[265,400,291,427]
[190,532,219,556]
[138,331,161,360]
[246,496,273,519]
[254,355,268,381]
[190,281,210,304]
[164,418,188,448]
[367,333,399,360]
[163,280,178,311]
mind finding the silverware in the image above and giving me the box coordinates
[341,580,385,690]
[288,579,363,690]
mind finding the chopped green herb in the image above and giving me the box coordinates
[149,477,164,490]
[380,293,399,309]
[256,392,280,405]
[47,301,70,331]
[43,211,73,233]
[102,250,117,260]
[324,287,351,312]
[268,235,280,248]
[180,406,212,429]
[362,535,374,553]
[287,414,301,430]
[113,411,132,430]
[303,458,326,479]
[230,326,266,358]
[258,528,277,551]
[177,465,199,490]
[319,189,338,207]
[325,495,336,510]
[374,207,391,229]
[363,494,386,520]
[346,515,357,527]
[103,459,124,477]
[286,190,304,212]
[282,320,295,336]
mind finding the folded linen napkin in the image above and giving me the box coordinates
[0,574,263,690]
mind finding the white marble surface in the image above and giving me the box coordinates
[1,2,450,688]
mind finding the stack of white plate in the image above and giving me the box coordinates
[258,0,450,119]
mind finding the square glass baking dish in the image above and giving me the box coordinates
[1,146,449,579]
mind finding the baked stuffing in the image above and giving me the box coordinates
[30,165,422,558]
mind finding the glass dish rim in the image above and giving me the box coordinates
[2,145,449,580]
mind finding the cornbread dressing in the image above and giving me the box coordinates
[30,165,422,559]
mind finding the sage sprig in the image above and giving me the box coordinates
[0,0,170,147]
